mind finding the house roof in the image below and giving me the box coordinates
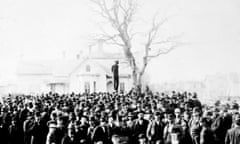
[16,45,131,78]
[17,60,81,76]
[89,51,125,60]
[17,60,52,75]
[17,57,131,77]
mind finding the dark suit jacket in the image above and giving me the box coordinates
[91,125,109,143]
[200,127,215,144]
[212,114,232,143]
[30,122,47,144]
[146,120,164,141]
[132,119,149,138]
[111,64,119,79]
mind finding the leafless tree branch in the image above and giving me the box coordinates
[90,0,182,87]
[147,42,184,59]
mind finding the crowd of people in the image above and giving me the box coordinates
[0,89,240,144]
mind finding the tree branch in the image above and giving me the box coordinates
[93,33,125,47]
[147,42,183,59]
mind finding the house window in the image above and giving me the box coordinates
[120,82,125,92]
[84,82,90,93]
[86,65,91,72]
[93,81,96,92]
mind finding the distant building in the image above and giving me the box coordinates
[16,45,132,94]
[204,73,240,99]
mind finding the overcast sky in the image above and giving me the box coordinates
[0,0,240,83]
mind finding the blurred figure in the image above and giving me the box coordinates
[174,108,182,125]
[75,116,89,144]
[8,116,23,144]
[180,119,192,144]
[147,111,164,144]
[30,112,46,144]
[61,126,78,144]
[55,115,67,144]
[183,111,191,123]
[199,117,215,144]
[138,134,148,144]
[163,113,176,144]
[91,117,109,144]
[111,135,121,144]
[189,107,202,144]
[23,113,34,144]
[132,111,149,144]
[112,60,119,92]
[170,126,182,144]
[225,114,240,144]
[211,108,232,144]
[46,121,58,144]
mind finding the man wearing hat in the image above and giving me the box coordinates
[147,111,164,144]
[87,116,97,143]
[211,108,232,144]
[189,107,202,144]
[111,60,119,92]
[132,111,149,144]
[225,114,240,144]
[199,117,215,144]
[75,116,89,144]
[30,111,47,144]
[91,116,109,144]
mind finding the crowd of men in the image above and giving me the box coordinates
[0,90,240,144]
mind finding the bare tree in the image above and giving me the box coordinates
[90,0,183,90]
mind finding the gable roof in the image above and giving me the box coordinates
[17,60,81,76]
[17,53,131,77]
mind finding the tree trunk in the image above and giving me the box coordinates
[132,71,144,93]
[132,69,138,87]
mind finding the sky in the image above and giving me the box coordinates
[0,0,240,84]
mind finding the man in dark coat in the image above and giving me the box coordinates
[111,61,119,92]
[189,107,202,144]
[61,126,78,144]
[0,111,10,144]
[146,111,164,144]
[19,104,29,124]
[75,116,89,144]
[199,117,215,144]
[211,109,232,144]
[225,114,240,144]
[132,111,149,144]
[23,114,34,144]
[91,117,109,144]
[8,116,23,144]
[30,112,47,144]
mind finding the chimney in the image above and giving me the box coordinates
[97,39,104,52]
[62,50,66,59]
[76,54,80,60]
[76,50,83,60]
